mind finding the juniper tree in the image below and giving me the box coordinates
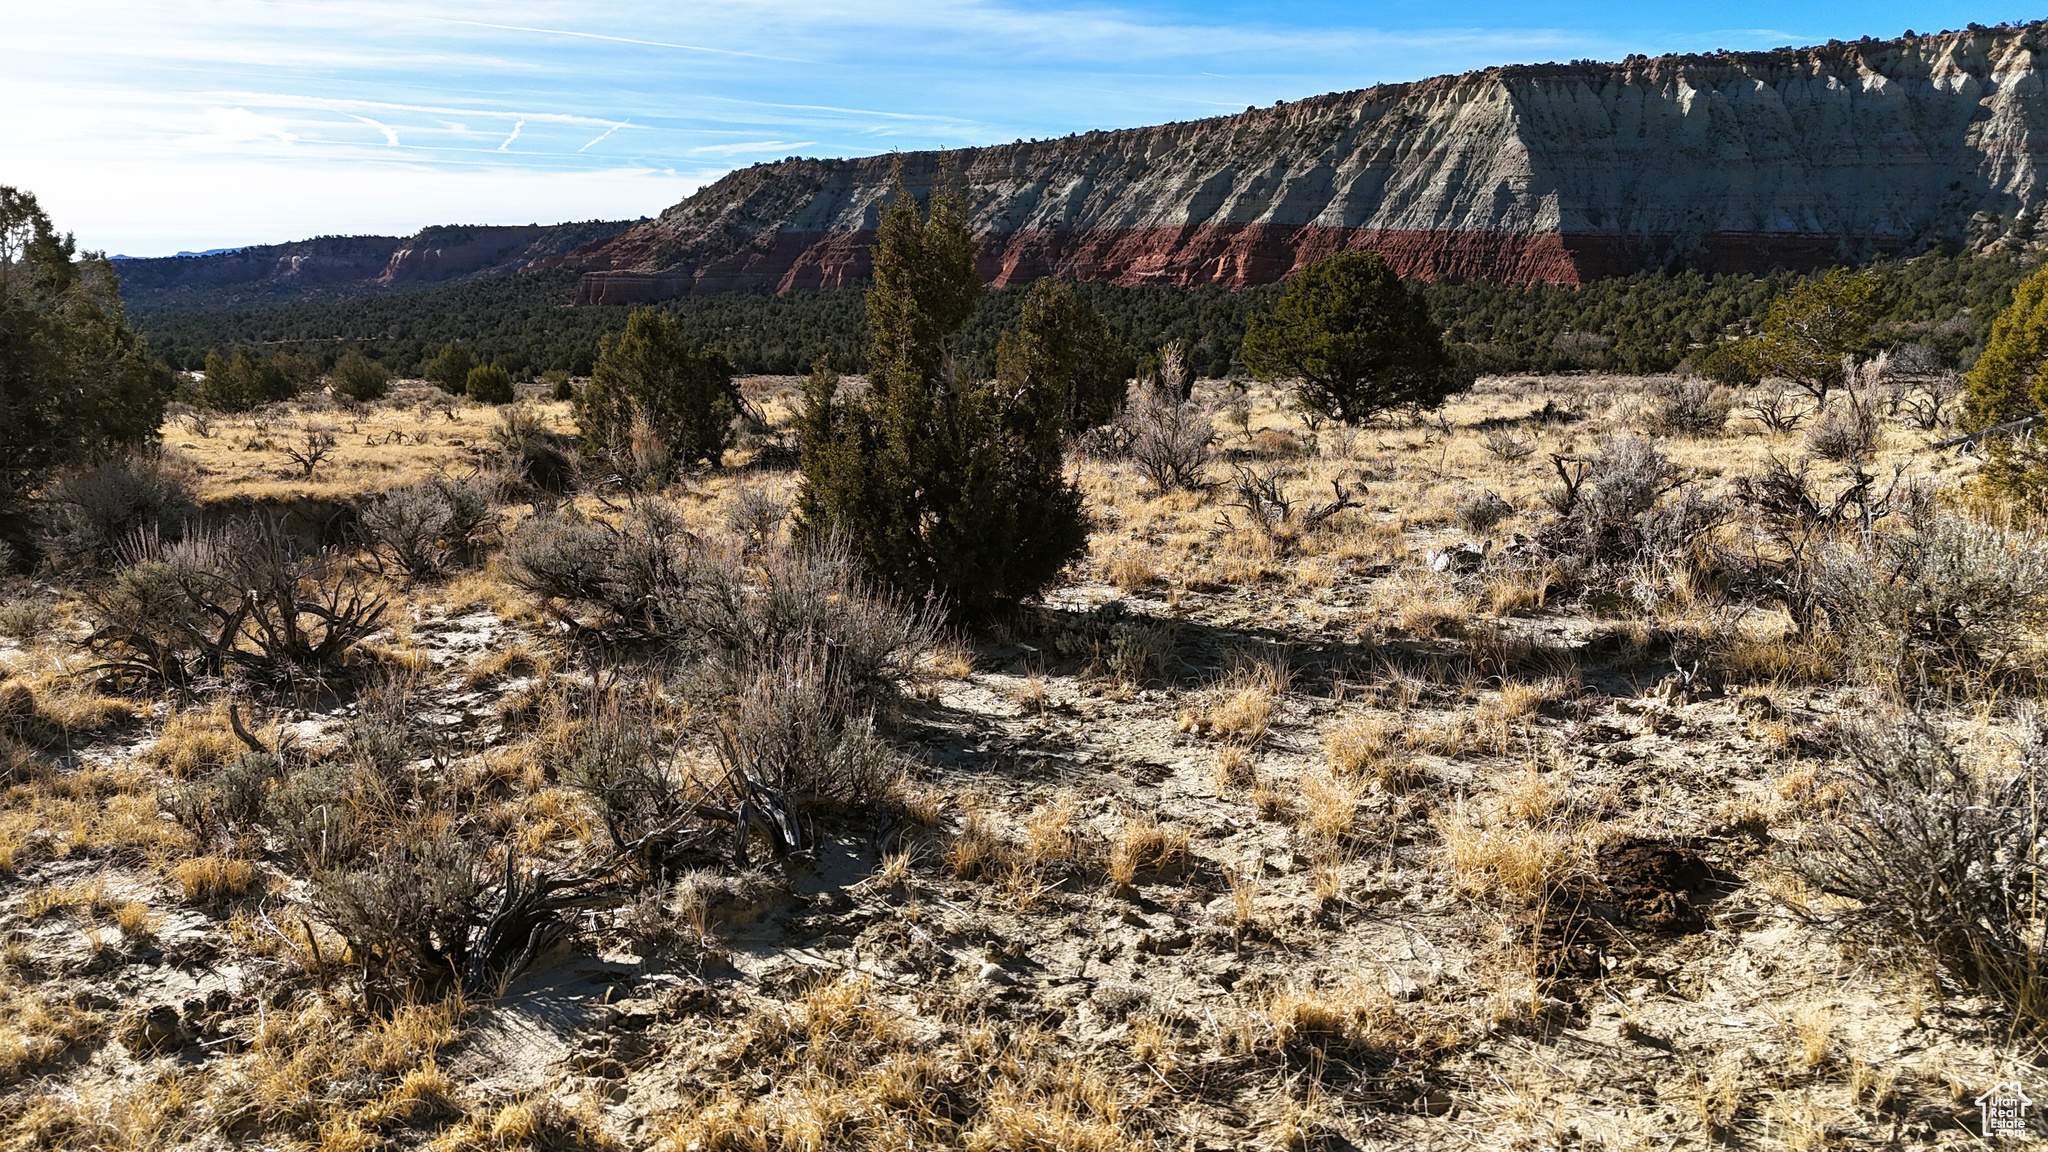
[0,187,174,542]
[422,341,480,396]
[328,349,390,402]
[576,306,737,477]
[1963,261,2048,429]
[1747,269,1885,406]
[796,174,1086,619]
[1240,251,1470,424]
[995,277,1130,434]
[198,347,301,411]
[464,362,514,404]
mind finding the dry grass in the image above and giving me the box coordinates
[925,643,976,680]
[2,764,195,868]
[1101,547,1160,590]
[1020,794,1093,870]
[1182,658,1289,745]
[426,1094,618,1151]
[0,972,107,1086]
[1437,793,1586,906]
[25,878,119,921]
[1298,769,1365,841]
[461,642,546,690]
[1262,979,1466,1064]
[1323,712,1395,776]
[1106,814,1189,887]
[11,674,140,743]
[0,369,2022,1150]
[137,705,246,779]
[656,976,1152,1152]
[166,391,575,504]
[171,855,259,904]
[948,808,1007,880]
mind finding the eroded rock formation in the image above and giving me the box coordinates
[117,221,633,308]
[571,23,2048,302]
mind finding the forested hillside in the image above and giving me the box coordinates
[128,250,2037,380]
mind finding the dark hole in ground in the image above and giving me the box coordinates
[1595,836,1717,932]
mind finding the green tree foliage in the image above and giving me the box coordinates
[1744,269,1885,402]
[422,341,479,395]
[1241,251,1472,423]
[328,349,389,401]
[576,306,737,474]
[796,180,1087,619]
[1696,342,1763,387]
[123,247,2036,386]
[197,347,309,411]
[464,362,514,404]
[0,187,175,534]
[994,278,1130,434]
[1962,262,2048,428]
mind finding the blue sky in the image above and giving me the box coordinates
[7,1,2039,255]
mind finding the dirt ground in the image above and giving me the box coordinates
[0,372,2040,1150]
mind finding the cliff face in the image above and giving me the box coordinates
[571,23,2048,302]
[117,221,632,309]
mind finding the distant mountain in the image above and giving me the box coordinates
[566,22,2048,303]
[112,247,249,260]
[117,220,637,310]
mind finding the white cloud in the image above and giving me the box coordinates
[5,0,1836,252]
[29,155,706,254]
[689,140,819,156]
[349,114,401,147]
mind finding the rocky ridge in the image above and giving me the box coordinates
[116,220,635,309]
[570,22,2048,302]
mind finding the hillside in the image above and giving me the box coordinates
[116,220,636,310]
[570,22,2048,303]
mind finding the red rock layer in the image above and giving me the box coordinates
[575,225,1911,304]
[569,22,2048,303]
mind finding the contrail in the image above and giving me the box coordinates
[579,122,628,152]
[348,113,399,146]
[498,120,523,151]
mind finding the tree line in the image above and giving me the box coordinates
[126,249,2036,387]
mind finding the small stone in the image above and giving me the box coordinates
[0,679,34,720]
[123,1005,186,1053]
[1426,541,1491,574]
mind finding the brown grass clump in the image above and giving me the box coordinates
[1262,980,1466,1065]
[0,974,107,1085]
[1106,815,1190,887]
[1182,658,1288,745]
[3,765,195,867]
[948,809,1008,880]
[0,680,36,724]
[168,998,471,1146]
[1021,794,1094,871]
[137,706,246,780]
[1715,632,1843,686]
[17,677,139,742]
[1437,795,1585,906]
[1299,770,1366,841]
[660,978,1151,1152]
[172,855,258,904]
[25,878,118,921]
[461,643,546,690]
[1102,547,1160,590]
[1483,562,1557,616]
[925,643,977,680]
[1323,712,1394,776]
[426,1093,618,1151]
